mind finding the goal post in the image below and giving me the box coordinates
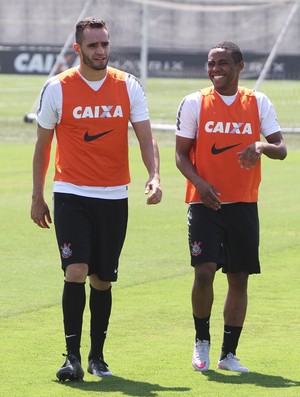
[254,0,299,91]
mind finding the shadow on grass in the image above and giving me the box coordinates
[201,370,300,389]
[53,375,190,396]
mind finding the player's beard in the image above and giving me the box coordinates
[82,52,109,71]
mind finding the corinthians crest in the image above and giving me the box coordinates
[190,241,202,256]
[60,243,72,259]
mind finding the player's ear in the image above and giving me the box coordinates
[73,43,80,55]
[238,61,244,72]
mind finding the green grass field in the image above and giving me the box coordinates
[0,75,299,396]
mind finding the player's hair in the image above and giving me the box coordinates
[211,41,243,64]
[75,17,108,44]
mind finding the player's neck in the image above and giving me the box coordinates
[78,65,107,82]
[214,86,238,96]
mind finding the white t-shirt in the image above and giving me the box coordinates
[176,89,280,139]
[37,67,149,199]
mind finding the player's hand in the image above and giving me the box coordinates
[144,176,162,205]
[237,142,264,170]
[196,180,222,211]
[31,197,52,228]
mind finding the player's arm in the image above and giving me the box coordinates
[238,93,287,169]
[176,135,221,210]
[131,120,162,205]
[238,132,287,169]
[31,125,54,228]
[262,131,287,159]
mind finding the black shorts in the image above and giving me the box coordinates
[188,203,260,274]
[53,193,128,281]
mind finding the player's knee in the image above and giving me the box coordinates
[65,263,88,282]
[227,272,249,291]
[194,262,216,287]
[89,274,111,290]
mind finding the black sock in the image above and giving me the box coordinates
[89,285,112,361]
[193,314,211,342]
[220,325,243,360]
[62,281,86,362]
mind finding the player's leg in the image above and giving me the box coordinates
[54,193,91,381]
[63,263,89,361]
[87,198,128,377]
[188,204,222,371]
[192,262,216,371]
[87,276,113,377]
[56,263,88,381]
[224,271,248,327]
[217,271,250,372]
[217,203,260,373]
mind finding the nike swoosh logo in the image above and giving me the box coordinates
[211,143,241,154]
[84,129,113,142]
